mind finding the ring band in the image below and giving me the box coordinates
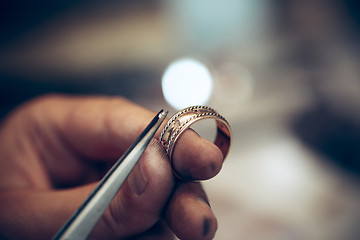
[160,106,232,174]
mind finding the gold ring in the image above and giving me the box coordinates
[160,106,231,176]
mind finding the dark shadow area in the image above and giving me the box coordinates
[0,0,85,46]
[0,67,160,121]
[0,74,78,119]
[0,0,162,120]
[343,0,360,37]
[292,103,360,180]
[0,0,153,46]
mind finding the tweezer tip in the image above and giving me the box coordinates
[158,109,168,119]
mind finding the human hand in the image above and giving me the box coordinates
[0,95,224,240]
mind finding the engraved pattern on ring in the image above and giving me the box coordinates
[159,106,231,158]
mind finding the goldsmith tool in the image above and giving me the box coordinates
[52,110,168,240]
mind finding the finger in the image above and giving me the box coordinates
[165,182,217,240]
[126,221,174,240]
[19,95,224,183]
[0,141,175,240]
[171,129,224,181]
[95,141,174,239]
[3,95,157,187]
[0,187,91,240]
[46,95,224,181]
[33,95,156,160]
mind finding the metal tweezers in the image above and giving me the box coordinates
[52,110,168,240]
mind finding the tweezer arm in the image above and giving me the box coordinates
[53,110,168,240]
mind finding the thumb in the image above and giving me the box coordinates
[93,141,174,239]
[0,141,174,240]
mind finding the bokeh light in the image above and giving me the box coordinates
[161,58,213,110]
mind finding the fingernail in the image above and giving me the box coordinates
[210,162,217,173]
[197,197,211,208]
[128,160,148,195]
[203,217,211,237]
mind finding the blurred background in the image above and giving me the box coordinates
[1,0,360,239]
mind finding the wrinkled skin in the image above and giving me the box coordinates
[0,95,224,240]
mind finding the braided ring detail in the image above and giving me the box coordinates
[159,106,232,178]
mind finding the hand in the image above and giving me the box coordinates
[0,95,224,240]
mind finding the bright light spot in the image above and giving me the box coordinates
[162,58,213,110]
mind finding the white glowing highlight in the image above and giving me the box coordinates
[162,58,213,110]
